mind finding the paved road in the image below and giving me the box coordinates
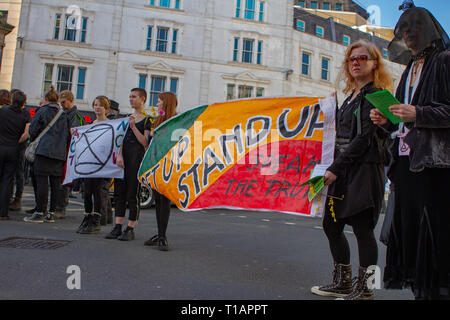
[0,186,413,300]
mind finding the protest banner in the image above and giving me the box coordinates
[138,96,336,217]
[63,118,129,185]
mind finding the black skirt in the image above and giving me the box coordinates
[33,155,65,177]
[383,156,425,289]
[327,161,385,228]
[414,167,450,300]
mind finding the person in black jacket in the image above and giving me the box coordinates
[54,90,85,219]
[0,91,30,220]
[371,4,450,300]
[24,86,71,223]
[311,40,393,300]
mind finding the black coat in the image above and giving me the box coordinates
[29,103,70,161]
[327,83,387,224]
[386,47,450,175]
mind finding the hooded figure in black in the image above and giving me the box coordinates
[371,2,450,300]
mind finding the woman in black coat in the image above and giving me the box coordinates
[24,87,71,223]
[311,40,393,300]
[0,91,30,220]
[371,4,450,300]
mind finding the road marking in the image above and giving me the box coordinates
[284,222,296,225]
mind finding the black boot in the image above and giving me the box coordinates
[117,226,135,241]
[144,234,158,246]
[311,263,353,298]
[158,236,169,251]
[76,213,90,233]
[338,267,375,300]
[105,224,122,239]
[79,213,101,234]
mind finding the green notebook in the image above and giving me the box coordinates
[365,90,404,124]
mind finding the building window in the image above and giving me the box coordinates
[146,26,153,50]
[76,68,86,100]
[64,16,77,41]
[323,2,330,10]
[175,0,180,9]
[238,85,253,98]
[310,1,318,9]
[242,39,254,63]
[172,29,178,54]
[57,65,74,92]
[156,27,169,52]
[54,14,61,40]
[236,0,241,18]
[149,76,166,106]
[80,17,88,43]
[296,1,305,7]
[259,2,264,22]
[256,87,264,97]
[321,57,330,81]
[383,48,388,59]
[335,3,343,11]
[233,38,239,61]
[159,0,170,7]
[43,64,54,96]
[257,41,262,65]
[227,84,235,100]
[139,74,147,89]
[301,52,310,76]
[170,78,178,94]
[316,26,324,38]
[343,35,350,46]
[296,19,305,32]
[244,0,255,20]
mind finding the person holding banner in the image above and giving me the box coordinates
[370,4,450,300]
[105,88,151,241]
[144,92,177,251]
[76,96,112,234]
[311,40,393,300]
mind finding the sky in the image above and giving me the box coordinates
[354,0,450,34]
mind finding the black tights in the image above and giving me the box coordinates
[153,190,170,238]
[323,208,378,268]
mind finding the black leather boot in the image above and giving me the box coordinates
[105,224,122,239]
[79,213,101,234]
[311,263,353,298]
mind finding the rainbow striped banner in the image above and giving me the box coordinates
[138,96,336,217]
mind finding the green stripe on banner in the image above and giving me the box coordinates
[142,104,209,172]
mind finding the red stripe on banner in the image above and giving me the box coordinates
[189,140,322,215]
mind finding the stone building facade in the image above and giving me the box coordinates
[11,0,404,113]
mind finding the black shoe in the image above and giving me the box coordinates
[43,212,55,223]
[117,227,135,241]
[79,213,101,234]
[105,224,122,239]
[76,214,90,233]
[144,234,158,246]
[24,212,44,223]
[25,207,37,214]
[158,236,169,251]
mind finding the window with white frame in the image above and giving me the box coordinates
[296,1,305,8]
[232,37,263,65]
[138,74,179,106]
[146,25,179,54]
[149,0,181,9]
[301,51,311,76]
[316,26,324,38]
[310,1,318,9]
[226,83,266,100]
[235,0,265,22]
[343,34,350,46]
[321,57,330,81]
[335,3,343,11]
[53,13,88,43]
[42,63,87,100]
[323,2,330,10]
[296,19,305,32]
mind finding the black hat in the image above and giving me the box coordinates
[110,99,119,112]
